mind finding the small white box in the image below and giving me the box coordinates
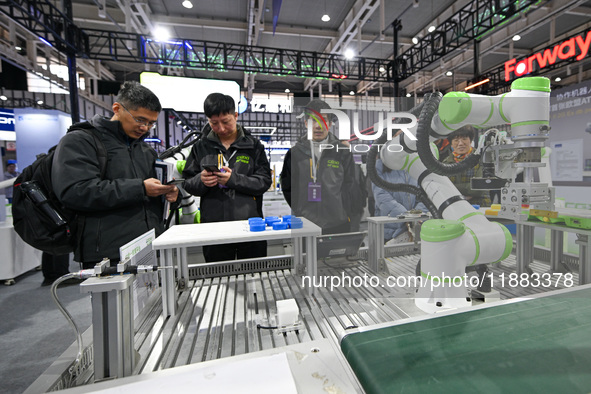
[276,299,299,327]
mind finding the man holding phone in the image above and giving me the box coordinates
[183,93,272,262]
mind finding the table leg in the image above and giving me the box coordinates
[550,229,570,274]
[368,221,384,273]
[576,235,590,285]
[516,224,534,275]
[160,249,177,316]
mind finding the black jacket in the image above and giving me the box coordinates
[280,133,355,230]
[182,124,271,223]
[52,115,165,262]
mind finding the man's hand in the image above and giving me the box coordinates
[201,169,219,187]
[144,178,176,197]
[216,166,232,186]
[165,186,179,202]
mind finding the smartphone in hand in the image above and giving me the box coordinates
[165,178,185,185]
[202,164,221,173]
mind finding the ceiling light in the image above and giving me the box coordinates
[428,25,436,33]
[182,0,193,9]
[512,34,521,41]
[446,71,453,76]
[406,93,412,97]
[37,100,44,105]
[344,48,355,59]
[412,37,419,44]
[15,46,21,51]
[413,0,419,8]
[349,90,355,95]
[176,119,182,125]
[379,66,386,73]
[0,95,7,101]
[153,27,170,42]
[284,88,290,93]
[555,77,561,82]
[464,78,490,91]
[321,14,330,22]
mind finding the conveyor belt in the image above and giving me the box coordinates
[341,285,591,393]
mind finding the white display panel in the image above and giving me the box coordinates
[140,72,241,113]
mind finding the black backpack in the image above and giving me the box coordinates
[12,123,107,255]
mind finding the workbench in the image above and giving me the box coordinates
[152,218,321,316]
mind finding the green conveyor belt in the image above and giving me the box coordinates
[341,287,591,394]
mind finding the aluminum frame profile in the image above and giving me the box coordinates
[0,0,88,54]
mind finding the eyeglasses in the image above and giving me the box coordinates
[120,103,158,129]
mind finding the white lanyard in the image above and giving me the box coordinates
[309,140,318,183]
[219,150,237,167]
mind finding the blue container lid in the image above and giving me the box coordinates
[471,204,481,210]
[282,215,293,222]
[272,222,289,230]
[290,218,303,229]
[249,222,266,232]
[265,216,281,226]
[248,217,264,224]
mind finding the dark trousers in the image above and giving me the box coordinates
[203,241,267,263]
[41,253,70,281]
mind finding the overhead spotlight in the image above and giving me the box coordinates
[428,25,436,33]
[412,37,419,44]
[406,93,412,97]
[379,66,386,73]
[0,95,7,101]
[344,48,355,59]
[321,14,330,22]
[15,46,22,51]
[182,0,193,9]
[284,88,290,93]
[176,119,182,125]
[153,27,170,42]
[97,0,106,18]
[512,34,521,41]
[446,71,453,76]
[349,90,355,95]
[37,100,44,105]
[555,77,562,82]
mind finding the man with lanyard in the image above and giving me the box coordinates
[183,93,272,262]
[281,99,355,234]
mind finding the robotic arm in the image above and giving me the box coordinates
[375,76,552,312]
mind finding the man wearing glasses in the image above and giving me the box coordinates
[441,126,491,207]
[52,81,178,268]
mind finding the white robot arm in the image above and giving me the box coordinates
[375,76,552,312]
[161,145,200,225]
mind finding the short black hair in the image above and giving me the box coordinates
[116,81,162,112]
[203,93,236,118]
[303,99,334,122]
[448,125,475,142]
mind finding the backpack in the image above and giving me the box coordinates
[12,123,107,255]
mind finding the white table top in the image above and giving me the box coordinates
[152,218,321,250]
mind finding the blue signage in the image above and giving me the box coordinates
[0,109,15,132]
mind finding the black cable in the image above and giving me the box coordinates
[257,324,278,330]
[158,130,202,160]
[366,100,440,218]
